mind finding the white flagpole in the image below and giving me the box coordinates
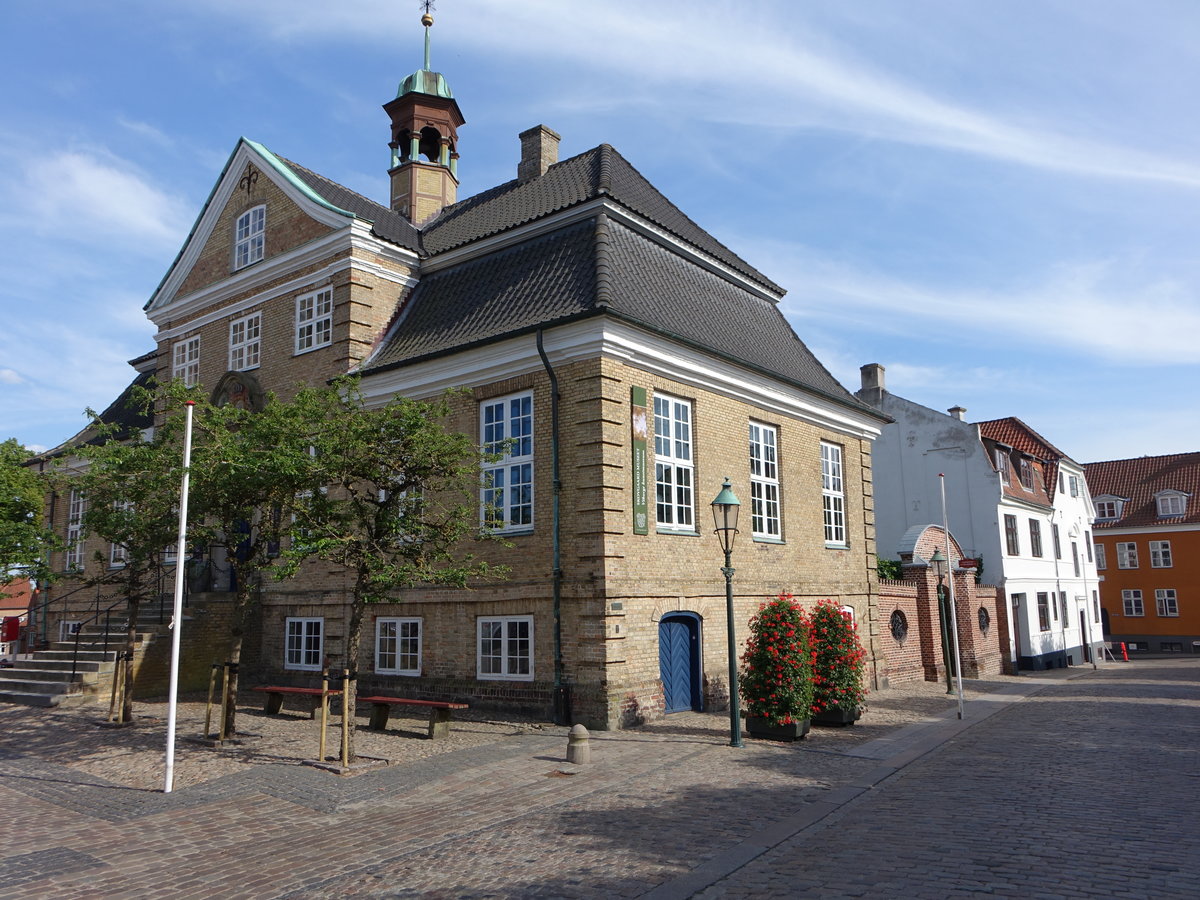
[164,401,196,793]
[939,473,966,720]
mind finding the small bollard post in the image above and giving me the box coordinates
[566,723,590,765]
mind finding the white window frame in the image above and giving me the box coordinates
[1094,542,1106,570]
[375,617,422,675]
[477,615,533,681]
[1069,475,1080,498]
[1155,589,1179,617]
[295,287,333,354]
[1156,492,1187,517]
[994,448,1009,478]
[654,394,695,531]
[480,392,534,532]
[1095,498,1123,520]
[229,311,262,371]
[821,441,847,547]
[1004,514,1020,556]
[172,336,200,387]
[1018,458,1035,491]
[1150,540,1172,568]
[284,617,323,671]
[1122,590,1144,617]
[234,204,265,270]
[59,620,82,642]
[65,489,86,570]
[108,500,133,568]
[749,422,781,539]
[1116,542,1138,569]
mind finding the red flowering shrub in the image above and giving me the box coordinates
[738,593,813,726]
[809,599,868,715]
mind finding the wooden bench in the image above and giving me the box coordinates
[253,685,341,719]
[357,696,469,739]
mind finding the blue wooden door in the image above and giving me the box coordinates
[659,615,701,713]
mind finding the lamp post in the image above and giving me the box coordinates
[930,548,955,695]
[711,478,744,748]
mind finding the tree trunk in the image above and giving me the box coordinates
[121,593,141,724]
[221,585,255,738]
[343,583,367,764]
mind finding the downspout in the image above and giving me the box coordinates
[536,329,568,725]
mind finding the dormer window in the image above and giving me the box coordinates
[1155,491,1189,518]
[234,205,265,269]
[1018,458,1035,491]
[994,448,1010,478]
[1095,496,1126,520]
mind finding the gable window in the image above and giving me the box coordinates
[1085,530,1093,563]
[480,392,534,532]
[1116,542,1138,569]
[1018,458,1035,491]
[654,395,694,531]
[1058,472,1065,494]
[296,287,333,353]
[477,615,533,681]
[821,441,847,547]
[65,489,86,571]
[172,336,200,387]
[1028,520,1043,557]
[1150,540,1172,568]
[1069,475,1080,498]
[1004,514,1020,556]
[1094,542,1106,570]
[1121,590,1144,617]
[1052,523,1062,559]
[1095,498,1123,520]
[1036,592,1050,631]
[229,311,262,371]
[376,617,421,675]
[1156,492,1187,517]
[284,617,323,671]
[1155,589,1179,617]
[234,205,265,269]
[1071,542,1080,577]
[749,423,781,539]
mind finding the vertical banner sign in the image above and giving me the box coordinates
[631,387,649,534]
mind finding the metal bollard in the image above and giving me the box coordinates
[565,723,590,765]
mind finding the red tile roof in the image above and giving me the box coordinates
[976,417,1067,503]
[1084,452,1200,528]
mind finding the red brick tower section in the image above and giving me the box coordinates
[384,11,465,225]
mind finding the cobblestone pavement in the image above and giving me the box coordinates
[0,660,1194,898]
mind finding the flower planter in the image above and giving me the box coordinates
[812,706,861,727]
[746,716,810,742]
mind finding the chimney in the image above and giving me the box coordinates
[859,363,886,402]
[948,406,967,421]
[518,125,561,183]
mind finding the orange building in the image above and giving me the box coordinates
[1084,453,1200,655]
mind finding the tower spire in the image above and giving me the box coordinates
[422,1,434,70]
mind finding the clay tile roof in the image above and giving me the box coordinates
[975,417,1068,461]
[1084,452,1200,528]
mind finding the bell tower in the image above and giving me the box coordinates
[384,8,465,226]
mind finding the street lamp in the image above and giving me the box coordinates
[711,478,743,748]
[929,548,955,695]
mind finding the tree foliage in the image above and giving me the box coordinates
[0,438,58,597]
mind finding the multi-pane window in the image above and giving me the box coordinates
[1037,592,1050,631]
[820,441,846,546]
[1150,540,1172,568]
[749,423,780,539]
[1071,542,1080,577]
[1004,514,1020,556]
[1155,589,1179,617]
[477,616,533,681]
[234,205,265,269]
[65,489,86,570]
[1094,542,1106,570]
[1069,475,1080,497]
[295,287,333,353]
[172,336,200,387]
[1093,591,1101,624]
[1018,458,1035,490]
[376,618,421,675]
[1122,590,1144,617]
[1085,531,1093,563]
[481,392,534,531]
[1028,520,1043,557]
[108,500,133,567]
[994,449,1009,478]
[654,395,694,530]
[1116,542,1138,569]
[1095,499,1121,520]
[229,311,262,371]
[1059,591,1068,622]
[1156,493,1186,517]
[284,617,323,670]
[1052,523,1062,559]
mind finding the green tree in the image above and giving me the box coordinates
[286,379,503,762]
[0,438,58,598]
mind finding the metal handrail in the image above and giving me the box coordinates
[70,595,128,679]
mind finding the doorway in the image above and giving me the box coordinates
[658,613,702,713]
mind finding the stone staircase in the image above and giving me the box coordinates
[0,598,175,707]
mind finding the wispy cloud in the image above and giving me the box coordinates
[0,369,24,385]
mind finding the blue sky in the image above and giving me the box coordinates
[2,0,1197,462]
